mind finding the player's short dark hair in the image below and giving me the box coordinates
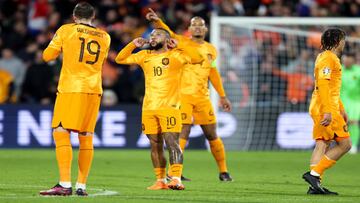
[73,2,95,20]
[321,28,346,51]
[154,28,170,38]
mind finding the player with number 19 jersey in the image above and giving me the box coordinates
[45,23,110,94]
[43,23,110,132]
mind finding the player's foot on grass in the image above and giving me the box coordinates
[167,174,191,182]
[39,184,72,196]
[147,181,169,190]
[307,186,338,195]
[181,175,191,181]
[302,171,325,194]
[168,179,185,190]
[75,188,88,196]
[219,172,233,181]
[166,174,172,182]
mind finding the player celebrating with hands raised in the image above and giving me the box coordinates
[146,8,233,182]
[115,28,203,190]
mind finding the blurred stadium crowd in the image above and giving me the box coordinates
[0,0,359,106]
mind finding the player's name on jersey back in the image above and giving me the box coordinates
[77,27,104,38]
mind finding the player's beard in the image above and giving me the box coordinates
[193,34,204,39]
[149,42,164,50]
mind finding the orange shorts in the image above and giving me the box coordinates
[52,92,101,133]
[142,109,182,134]
[181,95,216,125]
[311,113,350,141]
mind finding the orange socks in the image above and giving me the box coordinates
[313,155,336,176]
[77,135,94,184]
[53,131,72,182]
[170,164,183,179]
[154,168,166,180]
[179,138,187,152]
[209,138,228,173]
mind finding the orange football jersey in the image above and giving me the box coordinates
[154,20,223,98]
[115,43,203,110]
[43,23,111,94]
[309,50,343,115]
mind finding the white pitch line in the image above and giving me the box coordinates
[0,183,119,199]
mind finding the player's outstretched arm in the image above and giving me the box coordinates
[115,38,148,65]
[146,8,177,39]
[209,67,232,112]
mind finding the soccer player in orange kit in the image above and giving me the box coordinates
[39,2,110,196]
[115,28,203,190]
[146,9,233,181]
[302,28,351,195]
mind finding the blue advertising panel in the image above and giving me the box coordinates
[0,105,238,149]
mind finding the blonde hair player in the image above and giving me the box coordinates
[39,2,110,196]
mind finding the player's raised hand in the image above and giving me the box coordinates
[220,97,232,112]
[146,8,159,21]
[320,113,332,126]
[167,38,178,49]
[133,38,148,48]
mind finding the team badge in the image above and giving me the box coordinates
[322,67,331,75]
[209,110,214,116]
[162,58,169,65]
[182,113,187,120]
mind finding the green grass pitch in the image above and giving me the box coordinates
[1,149,360,203]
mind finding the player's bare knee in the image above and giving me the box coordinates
[204,133,217,141]
[315,140,329,150]
[180,125,191,140]
[344,141,352,153]
[201,124,218,141]
[339,139,352,153]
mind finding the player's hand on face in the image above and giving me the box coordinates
[220,97,232,112]
[146,8,159,21]
[320,113,332,126]
[133,38,148,48]
[167,38,177,49]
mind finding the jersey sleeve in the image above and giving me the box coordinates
[318,55,335,80]
[317,55,335,113]
[115,42,145,66]
[153,19,176,39]
[42,26,64,62]
[208,45,226,96]
[209,68,226,97]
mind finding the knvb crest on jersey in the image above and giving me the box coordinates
[322,67,331,75]
[162,58,169,66]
